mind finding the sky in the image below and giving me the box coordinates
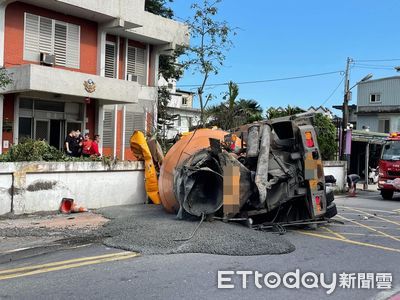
[169,0,400,115]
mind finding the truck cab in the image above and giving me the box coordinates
[378,132,400,200]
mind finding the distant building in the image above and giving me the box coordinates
[357,76,400,133]
[332,104,357,128]
[305,106,334,119]
[158,77,201,139]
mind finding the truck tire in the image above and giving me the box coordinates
[381,190,394,200]
[325,203,337,218]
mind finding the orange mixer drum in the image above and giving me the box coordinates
[158,129,241,213]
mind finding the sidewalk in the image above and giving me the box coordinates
[356,182,378,192]
[0,211,108,262]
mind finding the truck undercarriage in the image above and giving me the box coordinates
[158,115,337,226]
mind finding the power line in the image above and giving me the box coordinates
[320,75,345,107]
[353,63,397,68]
[353,65,394,71]
[353,58,400,62]
[176,70,344,88]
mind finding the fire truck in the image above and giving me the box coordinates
[378,132,400,200]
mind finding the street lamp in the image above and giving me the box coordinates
[349,73,373,90]
[341,57,373,163]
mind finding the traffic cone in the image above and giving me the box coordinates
[60,198,74,214]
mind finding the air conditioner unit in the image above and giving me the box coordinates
[40,53,55,66]
[126,74,138,82]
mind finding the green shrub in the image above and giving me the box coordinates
[314,113,338,161]
[0,139,108,163]
[0,139,65,162]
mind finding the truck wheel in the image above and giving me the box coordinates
[381,190,394,200]
[325,203,337,218]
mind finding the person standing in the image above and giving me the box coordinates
[75,129,84,157]
[82,133,93,157]
[90,134,101,157]
[64,130,77,156]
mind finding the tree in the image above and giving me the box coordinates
[145,0,181,153]
[159,46,186,81]
[265,105,305,119]
[145,0,174,18]
[314,113,337,161]
[206,81,262,130]
[265,106,337,160]
[0,68,12,90]
[182,0,236,126]
[156,86,178,152]
[236,99,263,124]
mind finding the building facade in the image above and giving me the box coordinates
[158,77,200,140]
[0,0,188,159]
[357,76,400,133]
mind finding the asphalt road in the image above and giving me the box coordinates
[0,190,399,300]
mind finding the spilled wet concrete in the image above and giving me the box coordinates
[99,205,295,256]
[0,205,295,260]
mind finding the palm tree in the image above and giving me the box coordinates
[206,82,263,130]
[236,99,263,124]
[265,105,305,120]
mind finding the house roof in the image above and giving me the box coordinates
[176,89,194,95]
[357,76,400,85]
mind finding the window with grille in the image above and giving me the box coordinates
[126,46,146,85]
[35,120,49,141]
[24,13,80,68]
[124,111,145,145]
[103,110,114,147]
[105,42,116,78]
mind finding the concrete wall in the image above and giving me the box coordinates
[0,171,12,215]
[323,161,347,192]
[357,115,380,132]
[358,114,400,133]
[0,161,146,215]
[4,64,143,104]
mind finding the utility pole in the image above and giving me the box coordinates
[341,57,352,161]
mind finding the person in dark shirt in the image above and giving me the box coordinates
[75,129,84,157]
[65,130,77,156]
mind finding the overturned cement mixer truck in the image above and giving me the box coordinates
[158,114,337,227]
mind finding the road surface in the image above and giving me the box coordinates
[0,190,399,300]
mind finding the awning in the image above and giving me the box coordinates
[351,130,389,144]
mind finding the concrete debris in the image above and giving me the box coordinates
[0,212,107,238]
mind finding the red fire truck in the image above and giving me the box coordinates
[378,132,400,200]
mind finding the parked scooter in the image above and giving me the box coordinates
[368,166,379,184]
